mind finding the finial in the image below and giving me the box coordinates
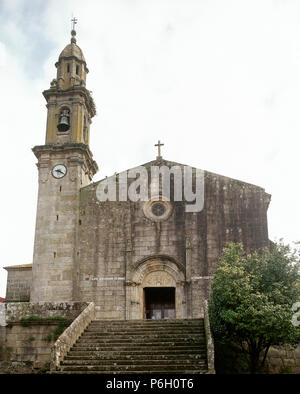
[155,140,164,160]
[71,16,78,44]
[71,16,78,30]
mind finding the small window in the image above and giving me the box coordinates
[83,116,88,142]
[76,65,79,75]
[67,63,70,73]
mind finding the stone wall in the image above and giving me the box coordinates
[265,345,300,374]
[2,302,88,325]
[77,159,270,320]
[4,265,32,302]
[51,302,95,370]
[4,321,63,368]
[0,326,6,359]
[0,304,5,327]
[0,302,89,371]
[203,300,215,374]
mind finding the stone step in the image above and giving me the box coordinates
[65,353,206,361]
[91,318,202,323]
[77,336,205,345]
[79,338,204,344]
[86,323,204,328]
[87,324,204,330]
[88,321,203,328]
[85,328,204,334]
[80,330,204,338]
[68,348,206,356]
[53,369,207,375]
[74,345,203,354]
[76,338,205,345]
[86,326,205,334]
[57,319,208,374]
[61,359,207,366]
[59,364,205,372]
[83,331,204,338]
[79,335,204,342]
[87,320,204,325]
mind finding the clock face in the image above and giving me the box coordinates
[52,164,67,179]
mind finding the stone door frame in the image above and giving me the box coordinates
[125,255,186,320]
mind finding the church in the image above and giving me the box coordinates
[4,26,271,322]
[0,24,276,374]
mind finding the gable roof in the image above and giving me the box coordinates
[81,157,268,193]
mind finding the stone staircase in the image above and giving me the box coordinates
[55,319,208,374]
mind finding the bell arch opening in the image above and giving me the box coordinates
[57,107,71,132]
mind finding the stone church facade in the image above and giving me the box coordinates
[4,29,271,322]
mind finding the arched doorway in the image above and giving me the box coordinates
[144,287,175,319]
[126,256,186,320]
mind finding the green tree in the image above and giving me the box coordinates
[209,241,300,374]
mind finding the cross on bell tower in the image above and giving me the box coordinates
[71,16,78,30]
[155,140,164,160]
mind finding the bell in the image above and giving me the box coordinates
[57,115,70,132]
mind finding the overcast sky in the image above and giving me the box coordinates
[0,0,299,297]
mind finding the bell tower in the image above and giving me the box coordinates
[30,26,98,302]
[44,29,95,146]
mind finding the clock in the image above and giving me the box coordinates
[52,164,67,179]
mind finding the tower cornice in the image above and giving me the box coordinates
[32,143,98,178]
[43,86,96,118]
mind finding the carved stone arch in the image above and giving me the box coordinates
[132,259,185,285]
[130,254,185,280]
[126,255,187,320]
[57,105,72,118]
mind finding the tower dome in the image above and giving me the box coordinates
[54,29,89,91]
[58,29,86,63]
